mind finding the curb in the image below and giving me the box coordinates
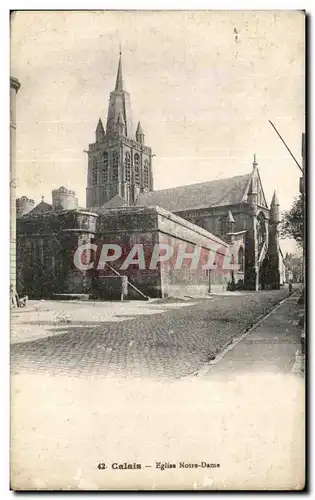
[188,292,295,379]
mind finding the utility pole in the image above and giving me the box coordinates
[269,120,305,353]
[268,120,303,173]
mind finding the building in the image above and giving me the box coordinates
[283,252,303,283]
[16,53,281,299]
[86,52,153,209]
[10,76,21,293]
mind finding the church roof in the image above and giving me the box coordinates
[136,173,252,212]
[28,200,53,215]
[92,195,127,213]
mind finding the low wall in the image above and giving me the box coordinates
[156,207,231,298]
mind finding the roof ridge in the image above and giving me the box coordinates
[149,173,251,195]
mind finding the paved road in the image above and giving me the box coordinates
[11,289,289,380]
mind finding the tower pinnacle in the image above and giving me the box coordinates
[270,190,280,207]
[136,121,145,144]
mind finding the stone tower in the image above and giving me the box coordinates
[10,76,21,293]
[52,186,78,211]
[267,190,280,289]
[244,157,259,290]
[16,196,35,218]
[86,52,153,209]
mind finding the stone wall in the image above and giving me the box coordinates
[17,204,235,300]
[156,208,231,297]
[93,205,231,298]
[16,210,98,298]
[94,207,161,298]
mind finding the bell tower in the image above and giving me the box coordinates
[86,50,154,209]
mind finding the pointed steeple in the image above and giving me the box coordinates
[115,50,124,91]
[96,118,105,142]
[270,190,280,223]
[136,121,145,144]
[105,50,134,139]
[136,121,144,135]
[270,190,279,207]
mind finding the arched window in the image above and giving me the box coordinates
[112,151,119,182]
[238,246,244,272]
[134,153,140,185]
[125,152,131,182]
[101,152,108,184]
[143,159,149,188]
[256,212,266,255]
[91,158,97,186]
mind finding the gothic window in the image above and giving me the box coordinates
[91,158,97,186]
[101,152,108,184]
[134,153,140,185]
[215,217,222,235]
[112,151,119,182]
[125,152,131,182]
[143,159,149,188]
[256,213,266,255]
[238,246,244,272]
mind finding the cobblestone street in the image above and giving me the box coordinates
[11,289,289,380]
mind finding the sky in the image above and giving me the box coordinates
[10,10,305,253]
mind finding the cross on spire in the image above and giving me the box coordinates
[253,153,258,169]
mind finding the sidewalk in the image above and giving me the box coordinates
[201,293,305,377]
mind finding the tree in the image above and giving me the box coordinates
[280,194,304,246]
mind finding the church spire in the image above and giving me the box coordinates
[105,50,134,139]
[115,49,124,91]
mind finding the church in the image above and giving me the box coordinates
[16,53,282,300]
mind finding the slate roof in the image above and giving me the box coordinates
[136,173,252,212]
[92,195,128,214]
